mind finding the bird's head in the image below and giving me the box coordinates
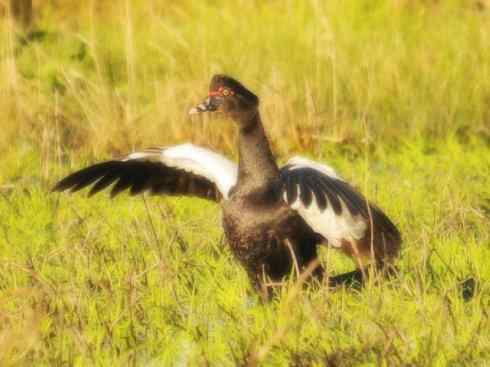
[189,74,259,125]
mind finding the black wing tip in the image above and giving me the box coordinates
[51,179,73,193]
[51,161,121,196]
[51,181,86,194]
[51,183,63,193]
[367,204,402,246]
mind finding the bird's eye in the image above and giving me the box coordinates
[222,88,230,96]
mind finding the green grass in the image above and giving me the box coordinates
[1,1,490,366]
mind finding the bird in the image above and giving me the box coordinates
[53,74,401,298]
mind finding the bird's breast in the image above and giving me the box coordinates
[221,194,291,259]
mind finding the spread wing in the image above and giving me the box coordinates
[53,144,238,202]
[279,157,400,249]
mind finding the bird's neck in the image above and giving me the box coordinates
[236,112,279,190]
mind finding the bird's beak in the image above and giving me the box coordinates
[188,96,222,115]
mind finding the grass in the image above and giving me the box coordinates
[0,0,489,365]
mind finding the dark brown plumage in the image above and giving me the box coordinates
[54,74,401,298]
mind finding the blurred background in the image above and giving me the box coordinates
[1,1,489,169]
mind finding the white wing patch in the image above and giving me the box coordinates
[125,143,238,199]
[282,157,367,247]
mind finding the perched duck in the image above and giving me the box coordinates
[53,75,401,297]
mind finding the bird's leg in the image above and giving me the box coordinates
[305,258,324,282]
[247,264,274,302]
[331,237,399,289]
[258,282,272,302]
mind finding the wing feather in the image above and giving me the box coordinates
[53,144,238,202]
[299,175,313,208]
[54,163,110,192]
[279,157,400,248]
[307,174,327,210]
[88,168,121,197]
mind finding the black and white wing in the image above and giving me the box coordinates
[279,157,400,250]
[53,144,238,202]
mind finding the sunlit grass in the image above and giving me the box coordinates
[1,139,489,365]
[0,1,489,365]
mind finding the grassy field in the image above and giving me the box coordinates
[1,1,490,365]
